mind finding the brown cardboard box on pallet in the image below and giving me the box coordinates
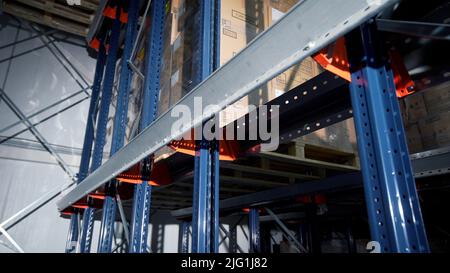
[405,124,424,153]
[400,82,450,153]
[418,111,450,150]
[422,82,450,117]
[403,93,428,123]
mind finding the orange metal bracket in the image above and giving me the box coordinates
[313,37,415,98]
[103,6,117,19]
[116,161,172,186]
[168,129,241,161]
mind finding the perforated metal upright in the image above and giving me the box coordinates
[128,0,166,253]
[191,0,221,254]
[249,208,261,253]
[64,36,106,253]
[97,0,140,253]
[77,7,122,253]
[180,222,190,253]
[347,21,429,253]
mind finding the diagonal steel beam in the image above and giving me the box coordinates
[0,86,91,135]
[0,226,25,253]
[265,208,307,253]
[0,88,75,180]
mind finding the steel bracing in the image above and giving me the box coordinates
[128,0,166,253]
[0,0,434,254]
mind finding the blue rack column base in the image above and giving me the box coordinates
[129,181,152,253]
[79,206,95,253]
[249,208,261,253]
[346,21,429,253]
[179,221,191,253]
[97,184,118,253]
[192,138,220,253]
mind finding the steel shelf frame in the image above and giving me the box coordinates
[128,0,166,253]
[347,22,429,253]
[248,208,260,253]
[191,0,221,254]
[79,8,123,253]
[97,0,141,253]
[65,36,107,253]
[54,0,434,253]
[57,0,399,211]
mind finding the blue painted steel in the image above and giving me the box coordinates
[192,0,221,254]
[210,140,220,253]
[180,222,190,253]
[81,7,122,253]
[129,0,166,253]
[130,181,152,252]
[97,0,141,253]
[192,141,212,253]
[65,38,106,253]
[111,0,140,153]
[79,207,95,253]
[249,208,260,253]
[348,22,429,253]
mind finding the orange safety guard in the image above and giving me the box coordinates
[89,37,100,51]
[168,129,240,161]
[103,6,117,19]
[116,161,172,186]
[313,37,415,98]
[296,194,327,204]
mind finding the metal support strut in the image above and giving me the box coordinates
[129,0,166,253]
[79,8,122,253]
[191,0,221,254]
[249,208,261,253]
[347,21,429,253]
[64,39,106,253]
[97,0,140,253]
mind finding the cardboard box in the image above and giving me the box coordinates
[405,124,423,153]
[418,112,450,150]
[403,93,428,123]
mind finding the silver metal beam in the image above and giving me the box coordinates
[57,0,398,211]
[116,194,130,245]
[0,181,75,231]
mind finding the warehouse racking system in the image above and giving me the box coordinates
[1,0,449,254]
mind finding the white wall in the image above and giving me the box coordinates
[0,14,95,253]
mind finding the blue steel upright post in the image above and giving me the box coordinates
[97,0,140,253]
[191,0,221,254]
[249,208,260,253]
[347,21,429,253]
[65,36,106,253]
[128,0,166,253]
[78,7,123,253]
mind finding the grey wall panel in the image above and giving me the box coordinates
[0,13,95,252]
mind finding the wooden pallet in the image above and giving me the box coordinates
[2,0,99,37]
[148,140,360,211]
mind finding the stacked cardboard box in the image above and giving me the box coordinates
[158,0,323,119]
[401,82,450,153]
[156,0,359,155]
